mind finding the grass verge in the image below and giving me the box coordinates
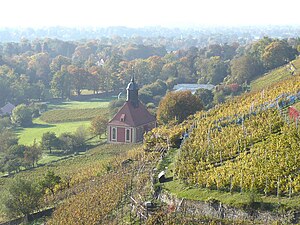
[250,57,300,91]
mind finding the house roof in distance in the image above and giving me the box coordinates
[0,102,15,115]
[173,83,215,94]
[108,101,156,127]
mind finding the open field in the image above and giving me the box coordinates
[15,98,113,145]
[250,57,300,91]
[47,98,113,110]
[16,118,92,145]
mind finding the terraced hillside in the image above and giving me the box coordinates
[250,57,300,91]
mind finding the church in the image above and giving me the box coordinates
[107,77,156,143]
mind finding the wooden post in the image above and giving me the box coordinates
[277,176,280,198]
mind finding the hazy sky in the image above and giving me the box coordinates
[1,0,299,28]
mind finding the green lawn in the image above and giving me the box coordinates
[47,97,113,110]
[16,118,91,145]
[15,98,114,145]
[250,57,300,91]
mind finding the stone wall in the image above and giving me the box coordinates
[0,207,54,225]
[159,191,298,224]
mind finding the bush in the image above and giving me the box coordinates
[157,91,203,124]
[11,104,33,127]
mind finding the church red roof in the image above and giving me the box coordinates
[108,101,156,127]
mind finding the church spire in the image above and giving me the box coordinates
[126,75,139,107]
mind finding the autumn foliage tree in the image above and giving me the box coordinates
[157,91,203,124]
[90,115,108,138]
[2,178,42,222]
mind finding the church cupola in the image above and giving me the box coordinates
[126,75,139,107]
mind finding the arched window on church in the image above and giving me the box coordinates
[112,127,116,140]
[126,129,130,142]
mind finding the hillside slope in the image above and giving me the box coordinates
[250,57,300,91]
[145,72,300,223]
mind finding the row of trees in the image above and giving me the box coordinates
[1,37,298,107]
[0,127,88,174]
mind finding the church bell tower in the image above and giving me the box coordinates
[126,75,139,108]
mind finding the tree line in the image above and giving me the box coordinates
[0,36,299,107]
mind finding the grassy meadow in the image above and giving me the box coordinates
[250,57,300,91]
[15,97,113,145]
[16,118,92,145]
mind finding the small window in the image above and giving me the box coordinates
[126,129,130,142]
[112,127,116,140]
[120,114,126,122]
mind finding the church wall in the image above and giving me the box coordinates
[117,127,125,142]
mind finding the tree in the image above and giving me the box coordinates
[157,91,203,124]
[196,56,229,85]
[67,65,88,95]
[50,55,71,74]
[195,88,214,109]
[2,178,42,221]
[73,126,88,150]
[24,143,42,167]
[0,130,18,153]
[58,132,86,154]
[11,104,33,127]
[139,79,168,104]
[41,132,60,154]
[262,40,297,70]
[58,133,75,154]
[90,115,108,138]
[0,144,26,174]
[27,53,51,84]
[0,117,12,131]
[51,65,72,98]
[40,170,61,196]
[229,56,263,84]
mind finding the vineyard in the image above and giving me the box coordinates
[0,144,136,223]
[40,108,108,123]
[250,57,300,91]
[173,74,300,197]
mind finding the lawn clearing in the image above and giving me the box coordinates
[16,118,91,145]
[250,57,300,91]
[15,97,114,145]
[47,97,114,110]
